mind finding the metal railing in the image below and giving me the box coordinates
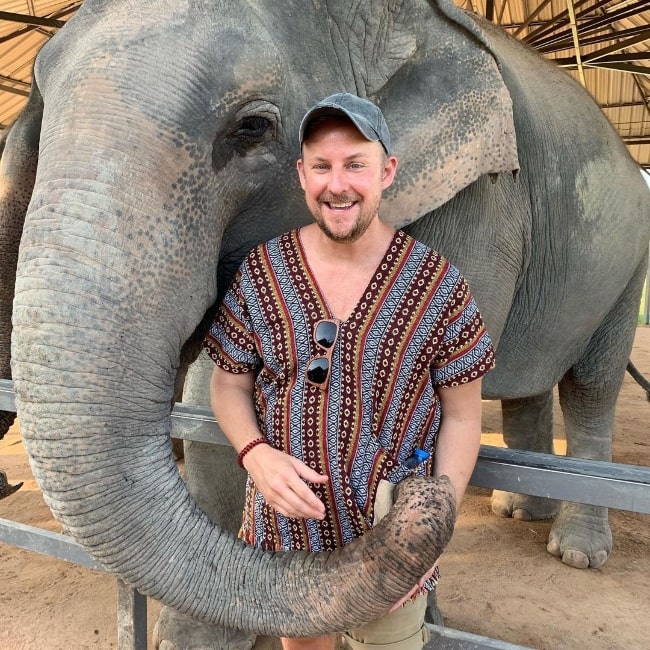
[2,378,650,649]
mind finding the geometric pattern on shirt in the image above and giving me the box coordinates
[204,228,495,556]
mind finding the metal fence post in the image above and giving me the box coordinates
[643,246,650,325]
[117,579,148,650]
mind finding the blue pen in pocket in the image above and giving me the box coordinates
[404,447,430,469]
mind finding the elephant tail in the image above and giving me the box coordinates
[626,360,650,402]
[0,469,23,500]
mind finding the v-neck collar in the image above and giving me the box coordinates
[293,227,406,324]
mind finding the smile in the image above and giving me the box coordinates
[325,201,354,210]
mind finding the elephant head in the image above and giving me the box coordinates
[3,0,517,634]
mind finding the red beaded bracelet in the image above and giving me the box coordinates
[237,438,268,469]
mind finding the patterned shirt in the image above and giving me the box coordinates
[204,229,494,554]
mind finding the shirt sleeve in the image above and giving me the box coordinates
[203,268,261,374]
[431,272,495,387]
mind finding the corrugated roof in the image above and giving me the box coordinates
[0,1,648,168]
[0,2,80,128]
[463,0,650,168]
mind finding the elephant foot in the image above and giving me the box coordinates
[424,588,444,626]
[491,490,559,521]
[0,470,23,500]
[546,502,611,569]
[153,605,257,650]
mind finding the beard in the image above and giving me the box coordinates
[310,191,382,243]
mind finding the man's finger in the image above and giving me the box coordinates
[293,460,329,485]
[273,488,325,520]
[286,479,326,519]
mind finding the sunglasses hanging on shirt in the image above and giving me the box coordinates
[306,318,340,389]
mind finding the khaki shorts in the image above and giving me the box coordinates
[341,595,430,650]
[340,480,430,649]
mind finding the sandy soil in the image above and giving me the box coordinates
[1,328,648,650]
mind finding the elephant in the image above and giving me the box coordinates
[1,0,649,647]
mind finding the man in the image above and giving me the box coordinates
[204,93,494,650]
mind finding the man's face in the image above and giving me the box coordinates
[297,118,397,243]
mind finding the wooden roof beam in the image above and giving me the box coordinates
[539,24,649,54]
[530,0,649,50]
[486,0,495,21]
[497,0,509,25]
[586,61,649,75]
[0,11,65,29]
[599,100,650,109]
[565,0,587,87]
[523,0,603,45]
[0,74,30,89]
[582,30,650,62]
[622,136,650,145]
[513,0,554,37]
[0,3,80,45]
[0,82,29,97]
[556,52,650,67]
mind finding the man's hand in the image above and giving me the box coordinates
[210,366,329,520]
[243,442,329,520]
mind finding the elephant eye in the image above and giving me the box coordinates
[217,101,280,162]
[233,116,274,143]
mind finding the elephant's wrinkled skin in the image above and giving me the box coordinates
[1,0,649,645]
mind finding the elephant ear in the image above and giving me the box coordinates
[372,0,519,227]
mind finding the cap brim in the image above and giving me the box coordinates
[299,105,381,145]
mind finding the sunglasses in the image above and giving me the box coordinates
[305,318,340,389]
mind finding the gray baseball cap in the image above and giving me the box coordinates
[299,93,392,155]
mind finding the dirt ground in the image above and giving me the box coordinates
[1,327,649,650]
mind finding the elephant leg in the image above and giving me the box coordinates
[183,439,247,534]
[547,257,646,569]
[154,351,254,650]
[491,391,560,521]
[547,367,615,569]
[154,606,256,650]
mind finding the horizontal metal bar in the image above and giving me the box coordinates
[134,410,650,515]
[479,444,650,482]
[0,378,16,411]
[170,401,229,445]
[3,379,650,514]
[0,517,103,569]
[426,624,532,649]
[472,446,650,514]
[0,378,228,444]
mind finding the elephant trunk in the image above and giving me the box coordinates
[13,176,456,635]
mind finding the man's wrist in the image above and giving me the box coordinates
[237,438,269,468]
